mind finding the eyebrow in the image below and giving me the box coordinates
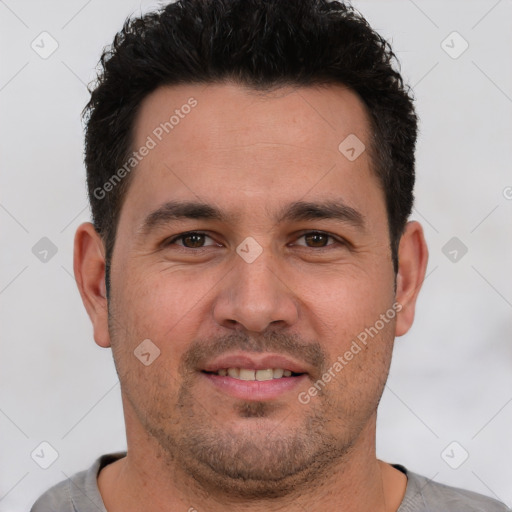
[138,199,365,235]
[275,200,365,228]
[139,201,227,235]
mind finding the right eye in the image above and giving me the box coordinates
[163,231,221,250]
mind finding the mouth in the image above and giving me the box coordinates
[199,353,310,401]
[202,368,304,380]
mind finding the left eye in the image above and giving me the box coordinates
[166,232,218,249]
[294,231,339,248]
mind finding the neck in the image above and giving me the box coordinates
[98,414,407,512]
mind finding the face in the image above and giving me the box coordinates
[77,82,425,498]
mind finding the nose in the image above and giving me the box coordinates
[213,249,299,333]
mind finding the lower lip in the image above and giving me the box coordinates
[201,372,308,401]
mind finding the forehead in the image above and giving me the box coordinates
[121,81,381,228]
[133,81,372,163]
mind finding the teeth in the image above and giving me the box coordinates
[256,369,274,381]
[239,369,256,380]
[272,368,284,378]
[215,368,297,380]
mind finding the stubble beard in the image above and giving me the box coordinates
[135,371,360,499]
[109,306,390,499]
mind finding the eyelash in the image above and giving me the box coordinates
[163,230,346,251]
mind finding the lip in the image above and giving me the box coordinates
[201,352,310,374]
[201,372,309,401]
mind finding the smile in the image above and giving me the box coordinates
[206,368,300,380]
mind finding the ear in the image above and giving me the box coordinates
[73,222,111,348]
[395,221,429,337]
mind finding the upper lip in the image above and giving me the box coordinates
[201,353,310,374]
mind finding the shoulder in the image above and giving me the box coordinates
[398,466,511,512]
[30,452,126,512]
[30,471,81,512]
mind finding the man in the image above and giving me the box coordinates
[31,0,510,511]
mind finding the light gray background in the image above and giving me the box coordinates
[1,1,511,510]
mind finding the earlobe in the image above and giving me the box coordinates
[73,222,112,348]
[394,221,429,337]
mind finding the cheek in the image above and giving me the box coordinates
[107,273,194,414]
[113,267,215,356]
[297,265,397,407]
[323,316,396,412]
[298,264,395,341]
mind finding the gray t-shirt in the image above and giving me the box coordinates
[31,452,510,512]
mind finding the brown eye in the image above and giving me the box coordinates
[181,233,206,248]
[304,232,330,247]
[294,231,339,248]
[165,232,218,249]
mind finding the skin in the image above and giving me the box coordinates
[74,82,428,512]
